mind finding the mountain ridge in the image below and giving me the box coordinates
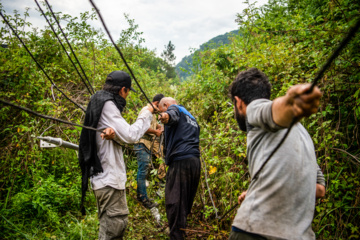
[175,29,240,81]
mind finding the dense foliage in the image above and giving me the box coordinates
[1,0,359,239]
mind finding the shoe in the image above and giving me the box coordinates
[141,198,159,209]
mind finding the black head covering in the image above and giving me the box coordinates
[78,90,126,215]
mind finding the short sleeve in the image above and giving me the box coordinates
[247,99,284,132]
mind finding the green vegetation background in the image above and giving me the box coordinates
[1,0,359,239]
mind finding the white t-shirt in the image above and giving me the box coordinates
[91,101,152,190]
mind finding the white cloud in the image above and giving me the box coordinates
[1,0,268,63]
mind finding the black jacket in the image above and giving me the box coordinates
[163,105,200,165]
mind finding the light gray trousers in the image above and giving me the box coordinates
[94,187,130,240]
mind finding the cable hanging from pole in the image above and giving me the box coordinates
[89,0,156,111]
[0,98,96,131]
[0,98,136,151]
[44,0,95,95]
[34,0,93,95]
[0,10,86,112]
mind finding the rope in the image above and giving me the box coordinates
[44,0,95,95]
[0,10,86,112]
[34,0,93,95]
[159,133,165,162]
[0,99,137,153]
[0,98,99,132]
[308,17,360,93]
[215,17,360,222]
[88,0,156,112]
[216,202,239,221]
[252,17,360,182]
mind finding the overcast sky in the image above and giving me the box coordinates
[2,0,268,64]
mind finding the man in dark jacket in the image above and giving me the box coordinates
[158,97,201,240]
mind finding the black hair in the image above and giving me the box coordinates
[103,83,127,95]
[229,68,271,105]
[152,93,165,102]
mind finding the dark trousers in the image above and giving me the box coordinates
[229,230,267,240]
[165,157,201,240]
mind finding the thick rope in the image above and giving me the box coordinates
[0,10,86,112]
[88,0,156,112]
[34,0,93,95]
[252,17,360,182]
[44,0,95,95]
[0,98,98,132]
[217,17,360,221]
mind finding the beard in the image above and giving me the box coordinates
[235,107,247,132]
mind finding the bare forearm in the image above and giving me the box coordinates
[145,128,157,135]
[272,96,295,127]
[316,184,326,199]
[271,84,322,127]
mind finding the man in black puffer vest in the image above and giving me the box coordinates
[158,97,201,240]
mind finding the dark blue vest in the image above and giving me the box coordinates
[163,105,200,165]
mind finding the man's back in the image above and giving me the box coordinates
[163,104,200,165]
[232,99,321,240]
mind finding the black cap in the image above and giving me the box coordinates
[152,94,165,102]
[105,70,136,92]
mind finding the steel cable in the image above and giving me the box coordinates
[0,98,135,151]
[217,17,360,222]
[44,0,95,95]
[252,17,360,182]
[0,10,86,112]
[89,0,156,112]
[34,0,93,95]
[0,98,98,132]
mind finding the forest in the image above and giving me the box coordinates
[0,0,359,239]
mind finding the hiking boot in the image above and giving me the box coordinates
[140,198,159,209]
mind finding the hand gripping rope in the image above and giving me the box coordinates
[217,17,360,222]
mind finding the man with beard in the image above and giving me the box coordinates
[229,68,326,240]
[158,97,201,240]
[79,70,156,240]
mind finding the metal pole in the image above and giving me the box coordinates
[37,136,79,150]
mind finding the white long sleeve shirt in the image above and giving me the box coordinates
[91,101,152,190]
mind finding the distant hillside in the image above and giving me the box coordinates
[175,30,240,81]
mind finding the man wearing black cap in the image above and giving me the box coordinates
[79,70,157,240]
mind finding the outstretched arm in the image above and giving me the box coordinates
[158,105,180,126]
[100,103,155,141]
